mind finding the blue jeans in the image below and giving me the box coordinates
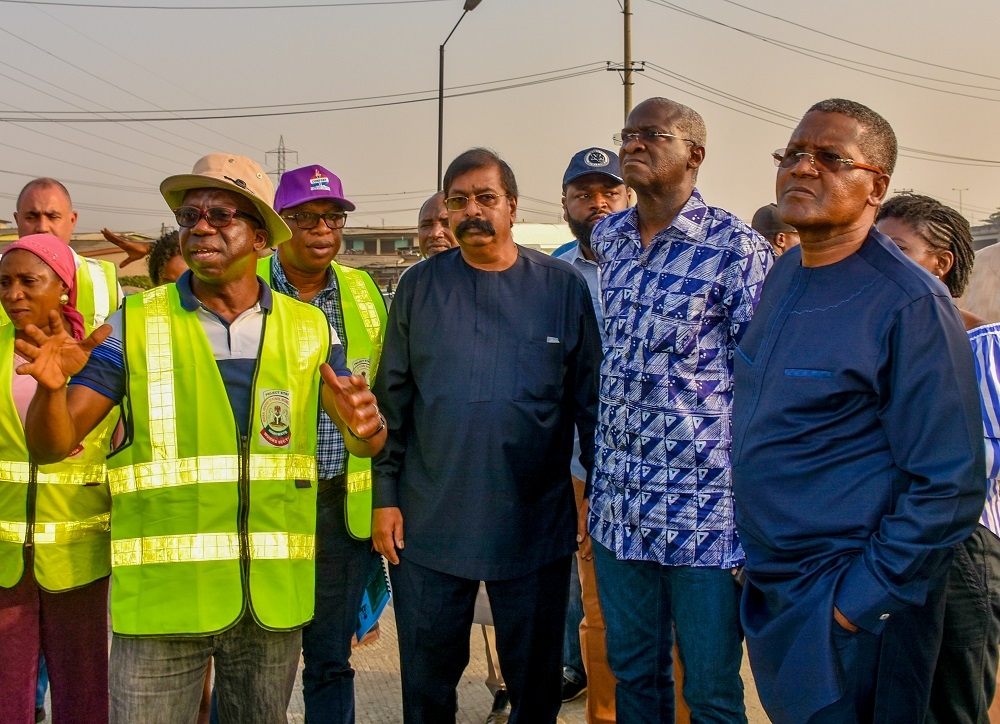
[108,613,301,724]
[301,482,380,724]
[593,541,746,723]
[36,655,48,708]
[563,553,586,684]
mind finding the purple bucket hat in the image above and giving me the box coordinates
[273,164,356,213]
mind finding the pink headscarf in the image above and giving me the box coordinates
[4,234,86,340]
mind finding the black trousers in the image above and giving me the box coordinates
[390,554,572,724]
[807,573,949,724]
[928,526,1000,724]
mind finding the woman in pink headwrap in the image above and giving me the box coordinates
[0,234,119,723]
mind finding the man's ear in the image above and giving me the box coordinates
[254,228,269,252]
[868,173,891,207]
[688,144,706,171]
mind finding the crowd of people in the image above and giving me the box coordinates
[0,93,996,724]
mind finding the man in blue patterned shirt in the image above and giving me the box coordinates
[584,97,773,723]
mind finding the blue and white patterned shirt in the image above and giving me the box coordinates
[589,189,773,567]
[970,323,1000,538]
[269,254,347,480]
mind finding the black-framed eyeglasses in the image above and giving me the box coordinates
[444,193,508,211]
[282,211,347,230]
[613,131,696,147]
[174,206,263,229]
[772,148,883,175]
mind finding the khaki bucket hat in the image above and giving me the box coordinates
[160,154,292,246]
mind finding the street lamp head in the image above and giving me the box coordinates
[463,0,482,10]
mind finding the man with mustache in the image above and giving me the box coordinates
[552,147,627,724]
[585,97,773,723]
[258,164,387,724]
[371,147,602,722]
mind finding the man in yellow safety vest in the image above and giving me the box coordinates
[259,164,387,723]
[15,154,386,724]
[13,177,121,327]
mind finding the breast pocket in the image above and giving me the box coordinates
[515,341,564,402]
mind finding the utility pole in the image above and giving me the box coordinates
[266,136,298,183]
[953,187,969,217]
[607,0,644,123]
[624,0,633,119]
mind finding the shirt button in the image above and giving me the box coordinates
[632,302,640,310]
[619,444,626,451]
[879,613,890,620]
[623,350,631,360]
[640,259,648,268]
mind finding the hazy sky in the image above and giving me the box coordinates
[2,0,999,236]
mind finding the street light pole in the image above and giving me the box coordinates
[437,0,483,191]
[953,187,969,218]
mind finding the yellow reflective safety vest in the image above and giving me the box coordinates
[258,255,387,540]
[108,284,329,636]
[0,254,119,329]
[0,324,118,591]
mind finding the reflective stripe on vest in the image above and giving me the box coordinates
[108,454,317,495]
[82,257,115,327]
[109,284,326,636]
[258,255,387,539]
[0,461,107,485]
[112,531,315,566]
[0,512,110,544]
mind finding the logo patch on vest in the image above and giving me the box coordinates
[350,358,371,381]
[260,389,292,447]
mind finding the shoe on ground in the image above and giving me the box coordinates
[35,707,46,723]
[486,688,511,724]
[561,676,588,702]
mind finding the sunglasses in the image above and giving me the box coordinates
[772,148,883,175]
[282,211,347,230]
[443,193,507,211]
[174,206,263,229]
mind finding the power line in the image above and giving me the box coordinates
[0,139,152,184]
[0,67,608,122]
[0,167,158,193]
[643,0,1000,103]
[714,0,1000,84]
[0,64,607,116]
[0,23,267,155]
[0,60,205,158]
[30,4,270,152]
[0,190,167,216]
[0,0,444,8]
[641,64,1000,167]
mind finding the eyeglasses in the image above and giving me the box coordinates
[282,211,347,230]
[174,206,262,229]
[772,148,883,175]
[613,131,696,146]
[443,193,508,211]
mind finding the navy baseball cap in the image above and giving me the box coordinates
[562,148,624,188]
